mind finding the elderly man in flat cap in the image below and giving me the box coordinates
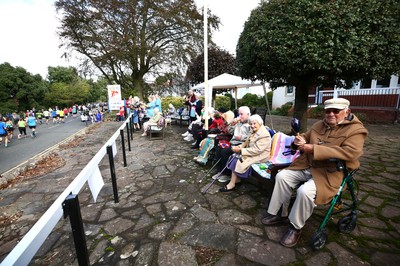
[262,98,368,248]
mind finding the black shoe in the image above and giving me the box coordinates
[191,145,199,149]
[219,185,236,192]
[261,213,288,226]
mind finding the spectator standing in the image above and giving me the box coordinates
[145,95,156,118]
[155,94,162,113]
[184,90,196,120]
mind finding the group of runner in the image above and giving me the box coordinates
[0,105,92,148]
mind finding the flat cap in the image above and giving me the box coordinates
[324,98,350,110]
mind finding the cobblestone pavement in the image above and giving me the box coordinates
[0,116,399,265]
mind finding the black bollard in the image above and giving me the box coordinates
[106,145,119,203]
[62,194,89,266]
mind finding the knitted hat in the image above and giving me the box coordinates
[222,110,235,124]
[324,98,350,110]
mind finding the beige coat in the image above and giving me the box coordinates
[235,126,271,174]
[289,115,368,205]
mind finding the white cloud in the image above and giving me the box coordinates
[0,0,260,78]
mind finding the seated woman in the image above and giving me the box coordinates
[219,114,272,192]
[167,103,176,116]
[191,109,224,149]
[141,107,162,136]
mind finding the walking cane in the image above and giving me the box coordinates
[202,154,238,194]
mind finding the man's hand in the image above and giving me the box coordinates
[294,136,306,146]
[298,144,314,154]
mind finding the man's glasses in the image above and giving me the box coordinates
[325,109,342,114]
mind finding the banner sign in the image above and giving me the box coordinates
[107,85,124,110]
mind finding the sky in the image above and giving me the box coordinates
[0,0,261,79]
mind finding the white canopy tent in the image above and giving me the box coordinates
[192,73,264,109]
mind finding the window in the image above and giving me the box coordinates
[286,85,294,95]
[376,77,390,88]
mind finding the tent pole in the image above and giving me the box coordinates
[235,89,238,109]
[203,0,209,129]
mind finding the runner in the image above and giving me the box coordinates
[36,109,43,124]
[26,113,37,138]
[59,109,65,123]
[17,118,27,139]
[43,109,50,125]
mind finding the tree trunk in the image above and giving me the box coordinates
[293,79,312,132]
[133,78,144,100]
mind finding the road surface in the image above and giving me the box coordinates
[0,115,88,174]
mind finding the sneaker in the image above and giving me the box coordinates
[182,131,189,137]
[141,133,147,137]
[211,173,230,182]
[184,135,193,141]
[191,141,197,146]
[218,175,231,183]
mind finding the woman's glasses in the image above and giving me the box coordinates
[325,109,342,114]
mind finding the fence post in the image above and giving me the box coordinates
[130,115,134,137]
[126,122,131,151]
[119,129,127,167]
[62,194,89,266]
[106,145,119,203]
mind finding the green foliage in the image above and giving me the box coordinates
[55,0,220,99]
[309,105,324,119]
[237,0,400,129]
[275,102,293,116]
[161,96,187,112]
[47,66,78,84]
[0,62,48,113]
[241,93,264,107]
[186,46,238,84]
[214,96,231,111]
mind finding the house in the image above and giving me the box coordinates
[272,75,400,123]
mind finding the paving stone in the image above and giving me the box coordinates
[371,251,400,266]
[358,217,387,229]
[381,204,400,218]
[363,195,384,207]
[326,242,370,266]
[305,251,332,266]
[89,239,108,265]
[180,223,237,252]
[171,212,198,234]
[148,221,173,240]
[98,208,118,222]
[190,204,218,222]
[217,209,253,225]
[237,231,296,265]
[134,242,156,266]
[103,217,134,235]
[233,194,258,209]
[158,241,197,266]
